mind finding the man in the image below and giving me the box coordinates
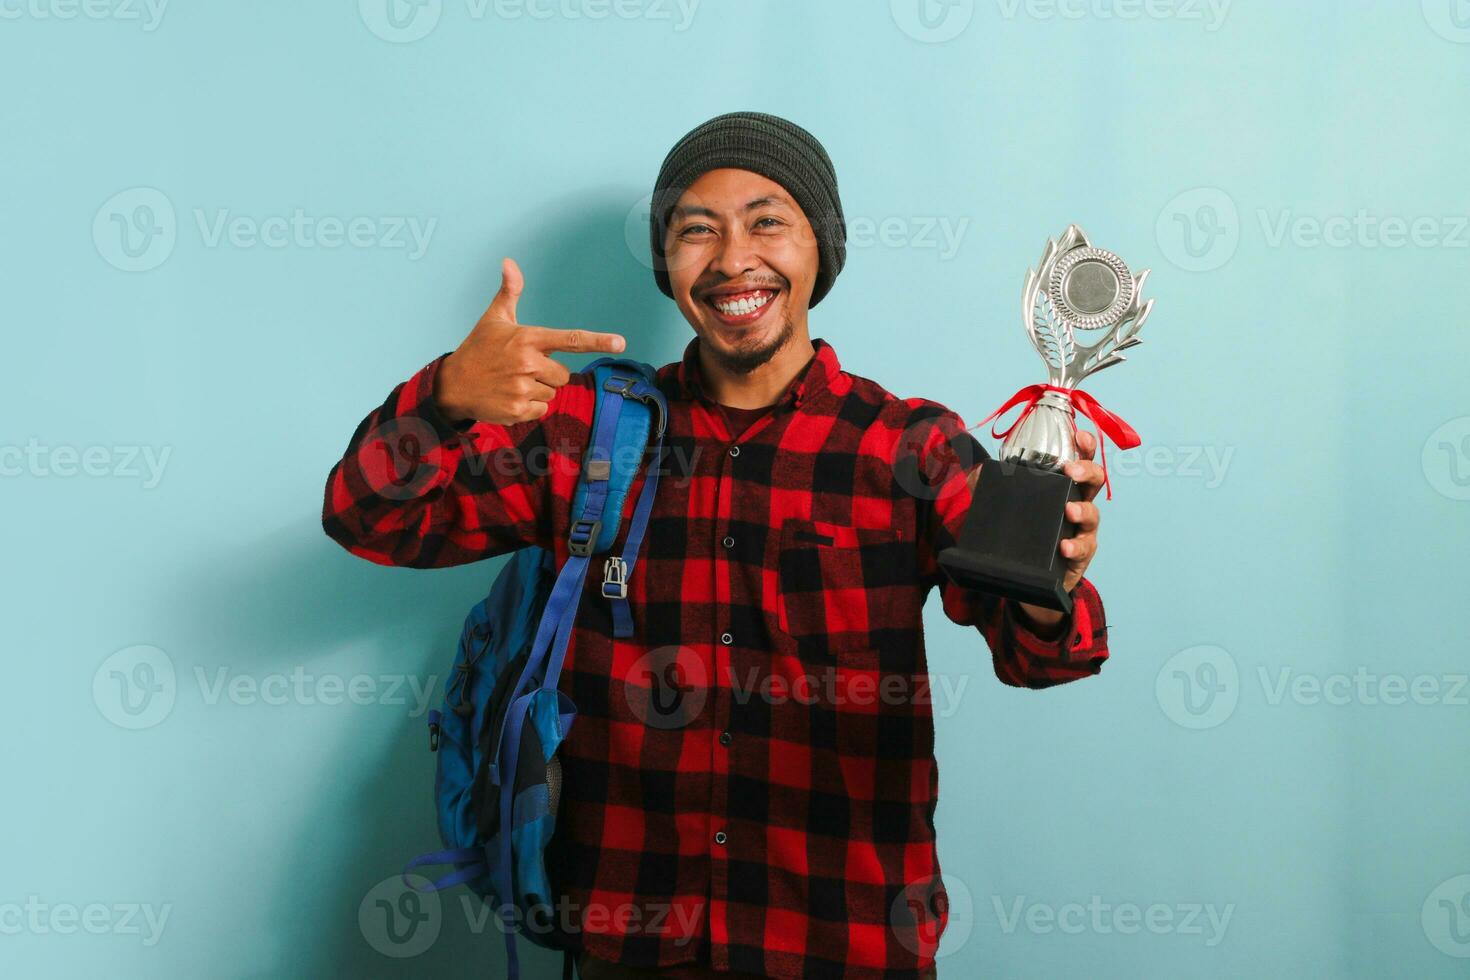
[323,111,1111,979]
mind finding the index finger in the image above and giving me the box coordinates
[1075,428,1097,461]
[526,325,626,355]
[1065,459,1106,502]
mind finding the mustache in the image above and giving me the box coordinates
[698,277,786,296]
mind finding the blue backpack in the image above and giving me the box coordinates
[405,358,668,979]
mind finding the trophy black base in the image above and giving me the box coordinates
[938,458,1081,614]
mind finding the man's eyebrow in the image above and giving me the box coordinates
[670,196,795,220]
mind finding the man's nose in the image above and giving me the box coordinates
[710,226,758,280]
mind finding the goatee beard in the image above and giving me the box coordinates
[706,313,796,376]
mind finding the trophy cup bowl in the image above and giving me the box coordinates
[937,225,1153,613]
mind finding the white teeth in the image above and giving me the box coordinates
[713,291,772,316]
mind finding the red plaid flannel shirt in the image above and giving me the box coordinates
[323,337,1109,979]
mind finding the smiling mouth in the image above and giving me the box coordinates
[704,288,779,325]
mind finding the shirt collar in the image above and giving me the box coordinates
[675,335,841,412]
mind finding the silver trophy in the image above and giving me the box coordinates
[1002,224,1154,468]
[938,224,1154,613]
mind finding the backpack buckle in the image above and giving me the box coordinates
[601,556,628,599]
[568,518,600,557]
[604,374,667,440]
[603,374,639,397]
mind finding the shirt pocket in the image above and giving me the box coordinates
[775,518,907,657]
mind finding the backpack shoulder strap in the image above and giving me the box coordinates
[485,356,668,784]
[566,357,666,639]
[567,357,665,554]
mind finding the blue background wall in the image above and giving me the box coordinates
[4,1,1469,976]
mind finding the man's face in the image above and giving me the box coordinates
[662,168,820,375]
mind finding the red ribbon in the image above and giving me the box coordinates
[977,384,1141,500]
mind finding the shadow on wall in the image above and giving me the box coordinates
[188,199,686,978]
[509,187,689,362]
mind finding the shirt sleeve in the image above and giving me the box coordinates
[907,401,1109,688]
[321,352,592,568]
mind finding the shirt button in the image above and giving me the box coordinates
[719,730,732,747]
[714,831,728,845]
[720,632,733,645]
[722,536,734,549]
[728,445,740,457]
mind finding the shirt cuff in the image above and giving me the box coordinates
[1001,577,1107,669]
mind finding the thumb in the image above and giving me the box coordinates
[484,256,524,324]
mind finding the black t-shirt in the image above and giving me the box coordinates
[718,402,774,440]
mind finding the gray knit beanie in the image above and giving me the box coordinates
[649,111,846,307]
